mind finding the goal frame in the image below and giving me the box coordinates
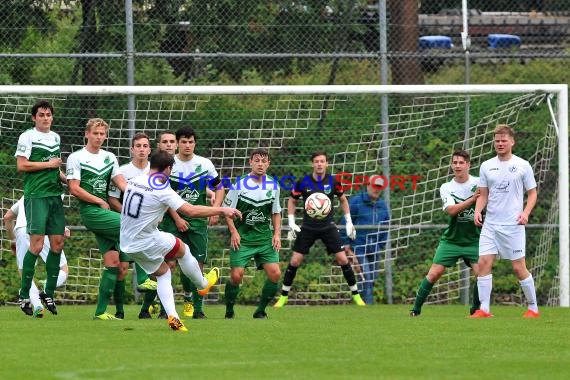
[0,84,567,306]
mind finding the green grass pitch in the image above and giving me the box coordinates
[1,304,569,380]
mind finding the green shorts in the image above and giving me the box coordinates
[229,243,279,269]
[25,196,65,235]
[80,205,121,254]
[433,240,479,268]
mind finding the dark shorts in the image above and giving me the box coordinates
[292,223,344,255]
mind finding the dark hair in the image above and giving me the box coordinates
[31,100,54,117]
[176,126,197,142]
[311,151,327,162]
[157,130,176,141]
[250,148,270,160]
[150,149,175,171]
[131,132,150,147]
[452,150,471,163]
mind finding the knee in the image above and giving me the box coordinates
[267,268,281,283]
[230,270,244,285]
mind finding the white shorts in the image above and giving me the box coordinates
[126,231,178,275]
[479,224,526,260]
[15,228,68,270]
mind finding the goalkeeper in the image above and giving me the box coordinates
[274,151,365,307]
[410,150,481,317]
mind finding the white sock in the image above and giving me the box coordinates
[57,270,68,288]
[177,244,207,289]
[30,282,42,309]
[156,270,178,318]
[520,274,539,312]
[477,274,493,312]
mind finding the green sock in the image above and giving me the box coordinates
[180,271,193,299]
[224,280,240,312]
[95,266,119,316]
[471,283,481,311]
[20,250,38,298]
[190,282,204,312]
[114,280,125,313]
[135,263,148,285]
[412,277,434,313]
[141,290,157,312]
[44,250,62,297]
[255,279,279,313]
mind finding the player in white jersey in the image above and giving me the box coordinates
[3,196,69,318]
[222,148,282,319]
[472,124,539,318]
[119,149,242,332]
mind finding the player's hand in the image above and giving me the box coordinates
[223,208,242,220]
[10,242,16,255]
[175,217,189,232]
[208,215,219,226]
[98,200,110,210]
[272,233,281,252]
[64,227,71,238]
[345,221,357,240]
[474,211,484,227]
[517,211,530,225]
[287,214,301,239]
[230,231,241,250]
[48,157,62,168]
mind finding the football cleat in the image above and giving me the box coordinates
[183,301,194,317]
[352,294,366,306]
[148,301,160,315]
[409,310,421,317]
[157,310,168,319]
[19,295,33,316]
[93,312,121,320]
[168,315,188,332]
[224,310,235,319]
[523,309,540,318]
[470,309,493,318]
[32,306,45,319]
[197,267,220,296]
[138,310,152,319]
[137,278,157,292]
[192,311,207,319]
[39,292,57,315]
[252,310,268,319]
[273,295,288,308]
[115,312,125,320]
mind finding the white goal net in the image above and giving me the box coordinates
[0,85,567,308]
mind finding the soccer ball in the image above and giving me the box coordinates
[304,193,332,220]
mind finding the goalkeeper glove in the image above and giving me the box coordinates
[345,214,357,240]
[287,214,301,241]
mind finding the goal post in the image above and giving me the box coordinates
[0,84,567,307]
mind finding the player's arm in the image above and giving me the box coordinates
[108,196,123,213]
[68,179,110,209]
[16,155,61,173]
[518,187,537,225]
[474,187,489,227]
[3,209,16,254]
[208,176,225,225]
[111,173,127,193]
[177,203,241,220]
[168,207,189,232]
[272,212,282,252]
[445,190,480,217]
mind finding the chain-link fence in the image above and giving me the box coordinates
[0,1,568,307]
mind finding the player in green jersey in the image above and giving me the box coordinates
[410,150,481,316]
[223,148,282,319]
[15,99,66,316]
[66,118,128,320]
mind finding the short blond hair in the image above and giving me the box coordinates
[494,124,515,137]
[86,118,109,132]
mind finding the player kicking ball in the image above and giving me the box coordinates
[119,149,242,332]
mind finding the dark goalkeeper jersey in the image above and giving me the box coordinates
[291,173,344,228]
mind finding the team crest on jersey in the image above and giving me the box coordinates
[323,184,332,194]
[509,166,517,173]
[265,190,272,198]
[246,210,265,225]
[223,197,231,206]
[195,164,202,173]
[17,144,26,152]
[470,184,477,193]
[55,136,60,144]
[104,156,111,164]
[180,188,200,202]
[66,168,74,176]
